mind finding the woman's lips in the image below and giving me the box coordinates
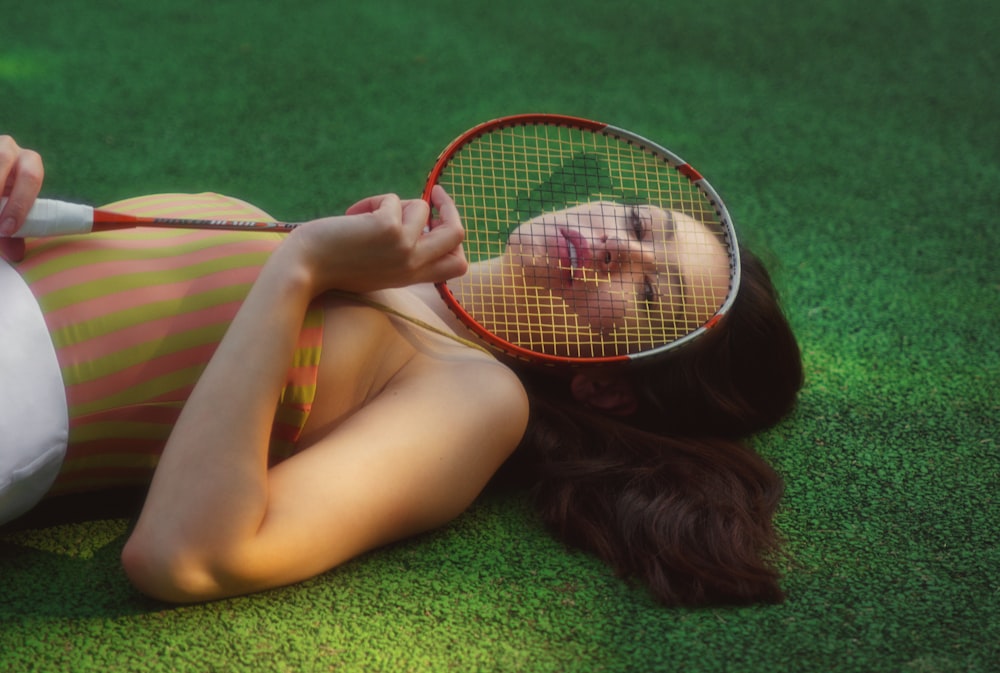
[558,228,589,283]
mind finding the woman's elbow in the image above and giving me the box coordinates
[120,534,222,604]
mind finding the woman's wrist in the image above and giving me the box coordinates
[264,239,326,302]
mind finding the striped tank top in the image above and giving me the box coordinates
[16,194,324,496]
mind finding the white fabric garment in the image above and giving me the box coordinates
[0,256,68,525]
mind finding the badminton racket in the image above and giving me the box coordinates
[422,113,741,366]
[8,113,740,366]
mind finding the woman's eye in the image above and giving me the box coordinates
[630,206,646,240]
[642,279,656,305]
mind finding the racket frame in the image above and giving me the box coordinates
[422,113,741,367]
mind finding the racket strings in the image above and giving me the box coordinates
[439,122,736,359]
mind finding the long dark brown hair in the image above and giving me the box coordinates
[508,248,803,606]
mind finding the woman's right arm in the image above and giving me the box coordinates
[0,135,44,262]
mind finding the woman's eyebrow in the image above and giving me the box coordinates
[637,267,688,342]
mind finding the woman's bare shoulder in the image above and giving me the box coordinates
[305,288,529,443]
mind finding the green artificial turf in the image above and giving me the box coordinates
[2,0,997,671]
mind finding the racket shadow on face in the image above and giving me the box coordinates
[422,114,740,367]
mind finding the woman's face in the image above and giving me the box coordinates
[502,201,732,340]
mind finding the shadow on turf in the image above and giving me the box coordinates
[0,489,175,618]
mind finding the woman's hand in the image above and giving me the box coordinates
[284,184,467,295]
[0,135,44,263]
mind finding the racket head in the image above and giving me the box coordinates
[423,114,740,367]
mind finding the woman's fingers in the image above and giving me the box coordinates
[417,185,467,280]
[289,186,467,292]
[428,185,460,232]
[0,136,44,238]
[345,193,401,217]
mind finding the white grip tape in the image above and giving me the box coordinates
[1,198,95,237]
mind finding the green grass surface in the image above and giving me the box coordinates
[2,0,997,671]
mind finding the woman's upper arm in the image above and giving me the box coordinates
[211,361,529,596]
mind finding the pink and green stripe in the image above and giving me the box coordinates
[16,194,323,495]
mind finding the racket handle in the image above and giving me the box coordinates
[1,198,95,237]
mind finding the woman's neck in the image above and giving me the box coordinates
[408,256,503,332]
[430,257,603,359]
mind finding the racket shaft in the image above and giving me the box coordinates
[6,198,299,237]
